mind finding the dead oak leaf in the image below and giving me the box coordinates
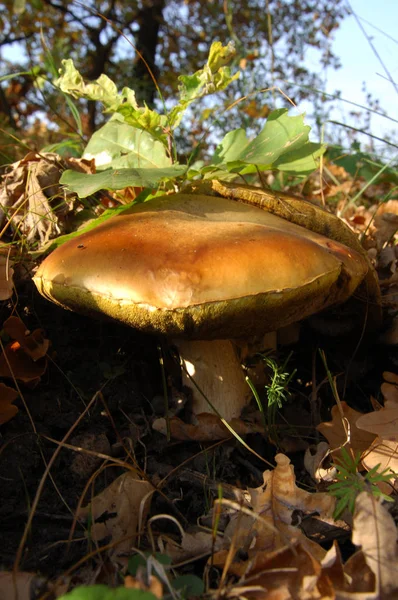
[317,401,376,459]
[213,541,334,600]
[78,471,153,557]
[3,316,49,360]
[352,491,398,598]
[356,407,398,441]
[223,454,334,562]
[0,316,49,386]
[361,437,398,494]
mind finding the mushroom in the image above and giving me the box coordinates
[33,184,379,421]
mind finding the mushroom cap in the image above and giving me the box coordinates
[33,192,369,339]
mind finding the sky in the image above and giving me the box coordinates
[317,0,398,150]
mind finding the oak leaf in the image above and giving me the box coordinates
[78,471,153,557]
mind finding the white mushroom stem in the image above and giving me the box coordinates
[174,339,252,421]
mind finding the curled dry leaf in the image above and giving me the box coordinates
[164,529,224,562]
[322,541,376,598]
[304,442,336,483]
[352,491,398,598]
[219,453,335,570]
[384,371,398,385]
[317,401,376,459]
[362,437,398,494]
[0,152,96,247]
[78,471,153,557]
[3,316,49,361]
[0,382,19,424]
[213,541,335,600]
[0,316,49,387]
[152,413,263,441]
[0,571,47,600]
[381,382,398,407]
[356,407,398,441]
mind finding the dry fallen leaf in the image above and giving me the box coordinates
[304,442,336,483]
[78,471,154,557]
[0,152,95,247]
[214,541,334,600]
[3,316,49,360]
[317,401,376,459]
[0,316,49,386]
[164,529,224,562]
[352,491,398,598]
[152,413,263,441]
[219,453,335,568]
[0,571,47,600]
[361,437,398,494]
[356,407,398,441]
[0,382,19,425]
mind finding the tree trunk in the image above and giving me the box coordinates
[131,0,165,106]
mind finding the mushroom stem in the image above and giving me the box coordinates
[175,339,252,421]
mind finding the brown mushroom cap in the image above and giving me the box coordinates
[33,192,368,339]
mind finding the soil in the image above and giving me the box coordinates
[0,278,395,587]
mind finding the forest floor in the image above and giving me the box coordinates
[1,274,397,598]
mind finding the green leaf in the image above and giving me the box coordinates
[59,584,157,600]
[274,142,326,174]
[13,0,26,14]
[60,165,186,198]
[173,574,205,596]
[117,104,167,142]
[212,129,249,164]
[55,60,166,140]
[83,120,171,170]
[56,59,127,112]
[211,110,324,177]
[128,552,172,577]
[238,109,312,164]
[168,41,239,128]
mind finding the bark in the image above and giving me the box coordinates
[131,0,166,106]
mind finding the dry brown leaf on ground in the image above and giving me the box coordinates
[304,442,336,483]
[3,316,49,360]
[78,471,154,557]
[361,437,398,494]
[0,152,95,247]
[321,541,377,599]
[215,541,335,600]
[152,413,263,441]
[356,407,398,440]
[317,401,376,459]
[351,491,398,598]
[0,382,19,424]
[0,316,49,386]
[0,341,46,387]
[0,571,47,600]
[218,453,335,570]
[164,528,224,562]
[373,201,398,250]
[381,380,398,407]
